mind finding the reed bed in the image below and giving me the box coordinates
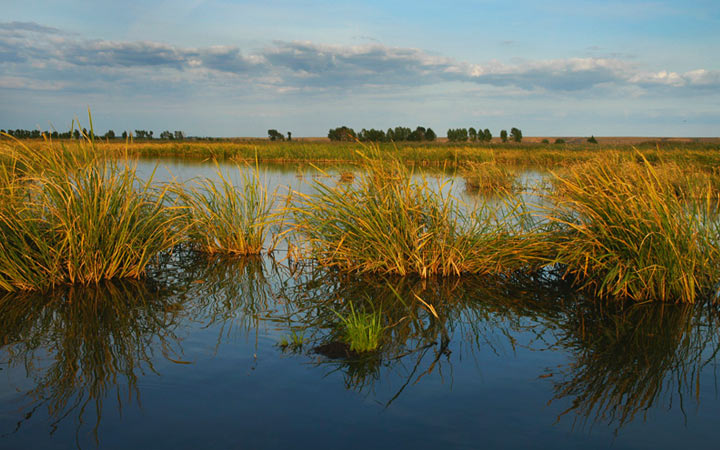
[174,165,275,255]
[546,157,720,304]
[289,153,552,278]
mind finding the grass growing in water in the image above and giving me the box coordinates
[290,152,550,278]
[0,130,185,292]
[175,164,274,255]
[548,156,720,303]
[463,161,518,194]
[335,302,384,353]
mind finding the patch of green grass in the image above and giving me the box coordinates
[335,302,384,353]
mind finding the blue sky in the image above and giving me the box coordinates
[1,0,719,137]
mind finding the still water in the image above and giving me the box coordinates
[1,160,718,449]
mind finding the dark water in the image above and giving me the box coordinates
[1,161,719,449]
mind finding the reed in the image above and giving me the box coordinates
[462,161,518,194]
[0,134,185,291]
[175,164,274,255]
[289,152,551,278]
[547,156,720,303]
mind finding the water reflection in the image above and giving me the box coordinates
[0,280,184,441]
[1,253,719,448]
[548,302,720,431]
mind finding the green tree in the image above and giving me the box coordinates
[510,127,522,143]
[468,127,477,142]
[425,128,437,141]
[500,129,508,143]
[587,135,598,144]
[268,129,284,141]
[104,130,116,140]
[483,129,492,142]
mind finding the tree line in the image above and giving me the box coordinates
[328,126,437,142]
[447,127,523,143]
[1,128,186,140]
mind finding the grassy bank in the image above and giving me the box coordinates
[13,138,720,169]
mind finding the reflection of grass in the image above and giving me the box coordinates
[549,302,720,431]
[0,279,184,442]
[335,302,383,352]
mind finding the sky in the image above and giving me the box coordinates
[1,0,719,137]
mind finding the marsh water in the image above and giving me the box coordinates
[1,160,719,449]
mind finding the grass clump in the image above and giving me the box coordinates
[335,302,383,353]
[463,161,518,194]
[176,165,274,255]
[0,132,185,292]
[548,156,720,304]
[290,152,550,278]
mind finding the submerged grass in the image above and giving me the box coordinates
[547,156,720,304]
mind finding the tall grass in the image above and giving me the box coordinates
[175,164,275,255]
[547,156,720,303]
[462,161,518,194]
[0,131,185,292]
[289,152,551,278]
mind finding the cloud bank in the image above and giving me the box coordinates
[2,21,718,96]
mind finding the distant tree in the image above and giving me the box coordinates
[148,130,153,140]
[268,129,284,141]
[447,128,469,142]
[174,131,184,140]
[73,129,80,140]
[51,131,59,139]
[408,126,426,141]
[483,129,492,142]
[587,135,598,144]
[104,130,116,140]
[386,128,395,141]
[510,127,522,143]
[160,130,173,140]
[122,131,128,140]
[287,131,292,141]
[554,138,565,144]
[328,126,357,141]
[393,126,412,141]
[500,129,508,143]
[425,128,437,141]
[468,127,477,142]
[358,128,386,142]
[541,139,549,144]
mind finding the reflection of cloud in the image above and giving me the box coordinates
[1,20,719,96]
